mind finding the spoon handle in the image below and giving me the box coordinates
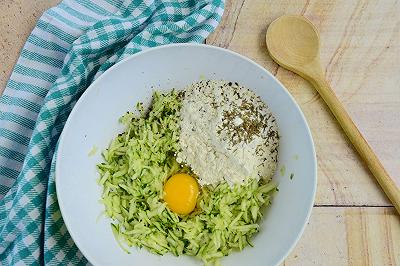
[310,73,400,213]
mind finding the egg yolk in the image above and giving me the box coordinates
[163,173,199,215]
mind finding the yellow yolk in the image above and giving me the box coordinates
[163,173,199,215]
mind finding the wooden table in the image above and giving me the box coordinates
[1,0,399,264]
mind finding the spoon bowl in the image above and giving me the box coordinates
[266,15,320,73]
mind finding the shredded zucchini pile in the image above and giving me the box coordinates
[97,90,276,265]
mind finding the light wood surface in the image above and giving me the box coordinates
[0,0,399,265]
[265,15,400,213]
[287,207,399,266]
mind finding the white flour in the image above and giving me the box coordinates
[176,80,279,186]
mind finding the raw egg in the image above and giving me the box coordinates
[163,173,199,215]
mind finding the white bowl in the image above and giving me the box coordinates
[56,43,317,266]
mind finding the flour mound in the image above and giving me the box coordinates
[176,80,279,186]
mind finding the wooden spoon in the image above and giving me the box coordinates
[266,15,400,214]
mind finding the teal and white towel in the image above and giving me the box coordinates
[0,0,224,264]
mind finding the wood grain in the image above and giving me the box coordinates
[207,0,400,206]
[284,207,399,266]
[0,0,61,94]
[266,15,400,213]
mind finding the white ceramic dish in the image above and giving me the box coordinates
[56,43,317,266]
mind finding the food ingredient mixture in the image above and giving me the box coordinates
[177,80,279,186]
[97,83,278,265]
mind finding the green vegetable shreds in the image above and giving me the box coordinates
[97,90,277,265]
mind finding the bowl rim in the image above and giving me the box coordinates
[56,43,317,266]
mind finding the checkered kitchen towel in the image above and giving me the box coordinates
[0,0,224,264]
